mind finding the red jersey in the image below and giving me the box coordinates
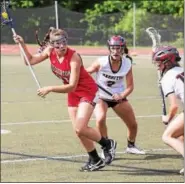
[49,47,98,103]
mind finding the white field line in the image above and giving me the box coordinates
[1,148,172,164]
[1,114,161,126]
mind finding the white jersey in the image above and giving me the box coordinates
[96,55,132,100]
[161,66,184,104]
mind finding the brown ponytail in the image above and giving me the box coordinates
[35,27,55,52]
[124,46,133,63]
[124,46,129,54]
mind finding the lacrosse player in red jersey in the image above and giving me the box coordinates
[13,27,117,172]
[86,35,145,162]
[153,46,184,175]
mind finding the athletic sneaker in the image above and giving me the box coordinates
[80,157,91,171]
[126,145,145,155]
[101,139,117,165]
[179,168,184,175]
[80,158,105,172]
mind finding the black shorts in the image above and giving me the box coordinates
[101,98,128,108]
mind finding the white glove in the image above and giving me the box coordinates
[162,115,169,125]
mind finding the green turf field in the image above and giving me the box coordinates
[1,54,184,182]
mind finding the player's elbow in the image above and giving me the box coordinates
[171,104,178,113]
[69,84,77,92]
[86,68,93,74]
[128,84,134,93]
[131,85,134,92]
[24,55,33,65]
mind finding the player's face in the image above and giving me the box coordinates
[109,45,122,61]
[50,36,67,53]
[154,60,165,71]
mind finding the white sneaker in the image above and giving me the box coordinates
[179,168,184,175]
[126,146,145,155]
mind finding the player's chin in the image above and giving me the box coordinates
[112,55,120,60]
[60,48,67,52]
[55,47,66,53]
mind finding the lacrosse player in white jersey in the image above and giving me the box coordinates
[87,35,145,163]
[153,46,184,175]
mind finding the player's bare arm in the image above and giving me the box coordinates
[13,34,49,65]
[120,68,134,98]
[27,46,50,65]
[165,93,179,122]
[86,60,100,74]
[45,52,81,94]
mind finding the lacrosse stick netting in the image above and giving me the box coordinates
[1,0,41,89]
[146,27,161,53]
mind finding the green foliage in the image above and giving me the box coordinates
[10,0,34,8]
[141,0,184,17]
[82,0,184,45]
[10,0,56,8]
[5,0,184,46]
[84,40,100,46]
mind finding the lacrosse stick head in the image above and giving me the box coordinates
[1,0,12,27]
[146,27,161,52]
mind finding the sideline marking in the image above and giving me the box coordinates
[1,114,162,126]
[1,129,11,134]
[1,148,172,164]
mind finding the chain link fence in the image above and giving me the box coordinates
[1,5,184,47]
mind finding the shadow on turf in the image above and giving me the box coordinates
[1,151,84,164]
[1,151,181,175]
[143,153,182,160]
[114,153,182,161]
[110,163,180,176]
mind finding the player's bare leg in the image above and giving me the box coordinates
[94,99,109,138]
[94,100,117,162]
[68,102,116,169]
[68,106,105,171]
[162,113,184,156]
[113,101,145,154]
[162,112,184,175]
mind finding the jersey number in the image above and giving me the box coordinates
[176,72,184,83]
[107,81,115,87]
[62,77,69,84]
[55,73,69,83]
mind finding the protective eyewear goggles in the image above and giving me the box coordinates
[50,36,68,48]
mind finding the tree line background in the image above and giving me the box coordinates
[9,0,184,16]
[2,0,184,46]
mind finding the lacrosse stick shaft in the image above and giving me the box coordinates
[157,70,167,115]
[146,27,167,116]
[11,28,41,89]
[97,84,113,96]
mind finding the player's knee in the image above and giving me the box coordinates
[162,132,169,144]
[96,118,106,128]
[75,126,86,137]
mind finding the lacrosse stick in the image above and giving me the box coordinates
[1,0,41,89]
[146,27,167,117]
[97,84,113,96]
